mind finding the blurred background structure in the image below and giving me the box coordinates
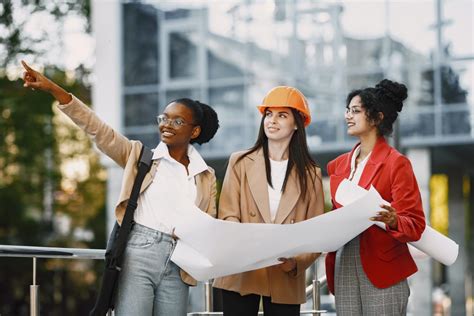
[0,0,472,315]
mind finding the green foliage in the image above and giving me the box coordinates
[0,0,91,68]
[0,1,104,315]
[0,68,107,315]
[0,76,53,244]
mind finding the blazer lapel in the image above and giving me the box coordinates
[358,137,391,190]
[274,167,300,224]
[246,150,272,223]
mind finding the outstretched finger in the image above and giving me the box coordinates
[21,60,36,74]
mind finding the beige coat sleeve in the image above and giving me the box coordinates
[292,167,325,278]
[57,95,134,168]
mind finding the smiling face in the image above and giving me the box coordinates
[158,102,201,148]
[263,107,297,143]
[345,95,377,138]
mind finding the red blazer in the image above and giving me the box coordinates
[325,137,426,294]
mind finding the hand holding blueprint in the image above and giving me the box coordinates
[335,179,459,266]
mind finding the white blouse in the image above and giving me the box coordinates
[268,159,288,222]
[133,142,208,234]
[349,145,372,184]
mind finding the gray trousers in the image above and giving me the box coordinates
[334,236,410,316]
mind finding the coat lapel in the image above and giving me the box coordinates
[140,160,159,194]
[274,167,300,224]
[194,172,207,209]
[246,150,272,223]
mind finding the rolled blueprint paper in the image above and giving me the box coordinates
[335,179,458,266]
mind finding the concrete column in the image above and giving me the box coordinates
[91,0,123,237]
[448,170,467,316]
[407,148,432,316]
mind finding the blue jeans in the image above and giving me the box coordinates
[115,223,189,316]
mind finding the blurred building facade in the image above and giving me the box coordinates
[91,1,473,315]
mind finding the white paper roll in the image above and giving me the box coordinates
[335,179,458,266]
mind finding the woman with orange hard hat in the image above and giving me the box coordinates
[213,86,325,315]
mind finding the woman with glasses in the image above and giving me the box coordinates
[21,61,219,316]
[326,79,425,315]
[213,86,324,316]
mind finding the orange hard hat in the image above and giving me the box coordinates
[257,86,311,126]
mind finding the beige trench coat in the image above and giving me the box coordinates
[213,149,324,304]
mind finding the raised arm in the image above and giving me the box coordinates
[21,61,134,168]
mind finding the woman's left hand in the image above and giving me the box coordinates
[277,257,297,273]
[371,204,398,230]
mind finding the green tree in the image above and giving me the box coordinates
[0,0,91,69]
[0,1,108,315]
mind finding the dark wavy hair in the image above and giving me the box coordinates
[172,98,220,145]
[346,79,408,136]
[236,108,319,198]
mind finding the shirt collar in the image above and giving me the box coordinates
[152,142,208,177]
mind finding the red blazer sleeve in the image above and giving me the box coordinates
[385,155,426,242]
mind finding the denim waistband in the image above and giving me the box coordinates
[131,222,174,243]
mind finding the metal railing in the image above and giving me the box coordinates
[1,245,328,316]
[187,276,328,316]
[0,245,107,316]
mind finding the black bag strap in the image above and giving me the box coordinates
[89,145,154,316]
[110,145,153,267]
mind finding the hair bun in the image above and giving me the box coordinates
[195,100,219,145]
[376,79,407,112]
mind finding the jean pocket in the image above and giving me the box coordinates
[127,232,154,249]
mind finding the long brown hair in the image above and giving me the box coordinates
[236,108,319,198]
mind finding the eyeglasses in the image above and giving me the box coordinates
[156,114,194,129]
[345,107,363,116]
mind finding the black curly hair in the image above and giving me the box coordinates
[172,98,220,145]
[346,79,408,136]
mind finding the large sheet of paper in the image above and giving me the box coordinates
[335,179,459,266]
[171,180,458,281]
[171,187,384,281]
